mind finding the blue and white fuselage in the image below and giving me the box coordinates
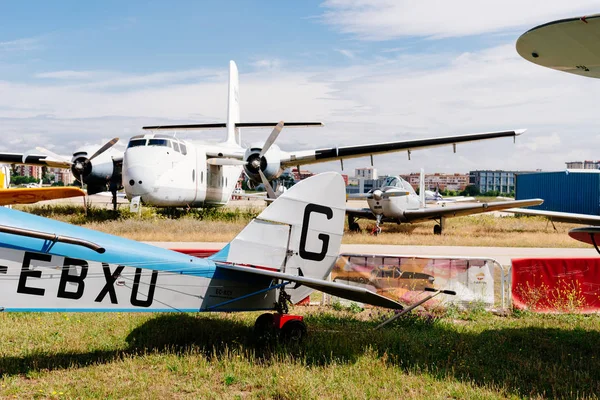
[0,206,274,312]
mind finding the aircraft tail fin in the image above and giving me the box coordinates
[419,168,425,208]
[210,172,346,303]
[226,60,241,145]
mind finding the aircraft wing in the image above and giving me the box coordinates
[346,207,377,220]
[516,14,600,79]
[504,208,600,226]
[401,199,544,224]
[0,187,86,206]
[0,153,71,169]
[280,129,525,167]
[216,262,403,310]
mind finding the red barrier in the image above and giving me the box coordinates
[170,248,220,258]
[512,258,600,313]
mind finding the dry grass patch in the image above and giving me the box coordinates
[14,204,591,248]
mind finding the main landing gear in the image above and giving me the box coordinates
[433,216,446,235]
[253,288,307,344]
[348,214,361,232]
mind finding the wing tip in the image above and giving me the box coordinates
[515,129,527,135]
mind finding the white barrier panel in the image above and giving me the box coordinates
[327,253,506,310]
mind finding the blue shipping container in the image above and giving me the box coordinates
[515,171,600,216]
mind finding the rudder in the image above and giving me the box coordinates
[210,172,346,303]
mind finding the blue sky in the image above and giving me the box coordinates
[1,1,599,174]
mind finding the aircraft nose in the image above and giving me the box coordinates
[124,165,155,197]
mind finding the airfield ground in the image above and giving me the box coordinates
[3,200,599,398]
[0,309,598,398]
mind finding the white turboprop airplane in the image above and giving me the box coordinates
[121,61,531,208]
[346,174,543,234]
[4,61,528,209]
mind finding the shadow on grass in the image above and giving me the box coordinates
[0,313,599,398]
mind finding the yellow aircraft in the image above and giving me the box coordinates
[0,166,85,206]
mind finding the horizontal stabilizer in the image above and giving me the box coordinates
[143,122,323,130]
[216,262,404,310]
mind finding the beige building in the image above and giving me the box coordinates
[405,172,469,191]
[355,167,378,180]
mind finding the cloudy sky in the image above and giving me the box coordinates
[0,1,598,175]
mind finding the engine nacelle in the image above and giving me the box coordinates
[71,146,122,194]
[243,143,283,185]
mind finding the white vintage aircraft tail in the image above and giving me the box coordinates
[211,172,346,303]
[226,60,241,145]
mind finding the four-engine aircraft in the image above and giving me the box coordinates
[346,175,543,234]
[0,172,429,339]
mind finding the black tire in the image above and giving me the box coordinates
[280,320,307,343]
[253,313,275,343]
[433,224,442,235]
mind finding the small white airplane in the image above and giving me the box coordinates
[347,174,543,234]
[0,172,458,340]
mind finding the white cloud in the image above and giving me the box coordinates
[0,37,41,52]
[1,41,600,175]
[336,49,357,59]
[251,59,283,70]
[320,0,599,40]
[35,70,97,80]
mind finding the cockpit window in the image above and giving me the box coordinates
[180,143,187,155]
[384,177,400,187]
[172,141,180,152]
[127,139,147,148]
[148,139,171,147]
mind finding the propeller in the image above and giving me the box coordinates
[259,170,278,199]
[37,137,119,189]
[206,121,285,168]
[372,189,410,201]
[259,121,284,158]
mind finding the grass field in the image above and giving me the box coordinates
[2,204,597,398]
[0,308,598,399]
[15,204,590,248]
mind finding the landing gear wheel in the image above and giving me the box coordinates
[433,224,442,235]
[253,313,276,343]
[371,226,382,236]
[348,215,361,232]
[280,319,307,343]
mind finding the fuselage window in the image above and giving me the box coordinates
[225,177,228,187]
[180,143,187,155]
[200,171,203,183]
[192,169,195,182]
[173,142,180,152]
[127,139,147,148]
[148,139,170,147]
